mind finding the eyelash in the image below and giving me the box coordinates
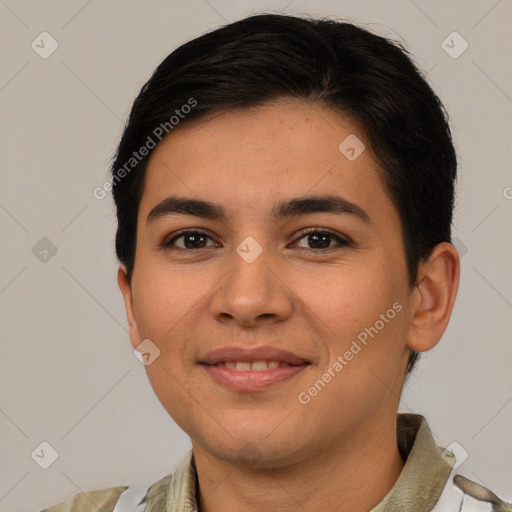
[161,228,352,253]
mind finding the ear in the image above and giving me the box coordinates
[406,242,460,353]
[117,265,141,350]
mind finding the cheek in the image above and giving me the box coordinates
[296,263,397,337]
[132,260,209,340]
[298,262,407,391]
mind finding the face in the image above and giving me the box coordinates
[119,98,416,468]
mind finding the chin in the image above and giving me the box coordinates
[218,442,305,470]
[192,425,312,470]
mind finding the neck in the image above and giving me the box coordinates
[193,416,405,512]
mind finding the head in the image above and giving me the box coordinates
[114,14,459,467]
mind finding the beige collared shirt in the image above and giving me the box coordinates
[39,414,511,511]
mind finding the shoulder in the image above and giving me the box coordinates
[433,472,512,511]
[38,474,173,512]
[454,474,512,512]
[38,485,129,512]
[37,451,192,512]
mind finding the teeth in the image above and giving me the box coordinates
[215,360,285,370]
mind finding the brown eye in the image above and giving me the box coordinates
[294,229,351,250]
[163,231,217,250]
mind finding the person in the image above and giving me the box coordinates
[40,12,511,512]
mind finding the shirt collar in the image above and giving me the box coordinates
[371,414,452,511]
[143,413,451,512]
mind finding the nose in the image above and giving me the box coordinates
[210,242,293,329]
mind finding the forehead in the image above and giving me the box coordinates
[139,98,392,224]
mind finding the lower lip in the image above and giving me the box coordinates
[201,364,308,391]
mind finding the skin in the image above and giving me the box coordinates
[118,98,459,512]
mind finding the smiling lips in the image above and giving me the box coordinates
[200,346,310,391]
[214,360,291,370]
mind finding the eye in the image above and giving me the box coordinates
[161,228,351,252]
[292,228,351,250]
[162,230,218,250]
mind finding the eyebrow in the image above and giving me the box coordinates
[146,194,371,225]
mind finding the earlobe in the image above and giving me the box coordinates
[407,242,460,353]
[117,265,141,350]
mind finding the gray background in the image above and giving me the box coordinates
[1,1,511,510]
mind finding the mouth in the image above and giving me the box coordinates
[199,346,309,366]
[199,346,311,391]
[205,360,300,371]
